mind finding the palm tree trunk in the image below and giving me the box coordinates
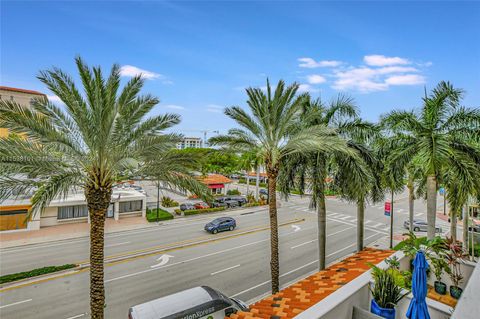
[357,197,365,252]
[426,175,437,239]
[450,207,457,241]
[317,188,327,270]
[255,167,260,200]
[246,173,250,195]
[267,168,279,294]
[463,204,469,252]
[86,185,112,319]
[408,180,414,232]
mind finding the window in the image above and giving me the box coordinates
[58,205,88,219]
[119,200,143,213]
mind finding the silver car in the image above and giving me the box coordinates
[403,219,442,233]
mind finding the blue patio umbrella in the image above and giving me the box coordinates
[406,250,430,319]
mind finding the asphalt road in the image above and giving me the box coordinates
[0,192,450,319]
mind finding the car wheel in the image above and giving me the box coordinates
[414,227,420,231]
[229,226,234,231]
[212,229,218,234]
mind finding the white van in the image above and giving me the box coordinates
[128,286,249,319]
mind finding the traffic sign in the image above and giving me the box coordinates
[385,201,391,217]
[439,187,445,196]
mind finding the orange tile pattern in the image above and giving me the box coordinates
[427,286,457,308]
[229,248,393,319]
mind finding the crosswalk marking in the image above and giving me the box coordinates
[415,213,423,217]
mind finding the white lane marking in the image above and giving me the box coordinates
[415,213,424,217]
[328,213,340,217]
[382,226,391,231]
[326,217,389,235]
[150,254,174,268]
[364,220,372,225]
[210,264,241,275]
[105,241,130,248]
[291,225,301,232]
[106,227,311,283]
[64,314,85,319]
[291,239,316,249]
[232,232,382,298]
[370,222,384,228]
[337,215,352,220]
[290,226,354,249]
[0,299,33,309]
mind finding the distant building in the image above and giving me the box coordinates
[177,137,203,149]
[198,174,232,195]
[0,86,47,137]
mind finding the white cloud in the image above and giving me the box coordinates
[298,57,343,68]
[364,55,410,66]
[47,95,64,104]
[385,74,425,85]
[375,66,419,74]
[120,65,162,80]
[164,104,185,110]
[206,104,224,113]
[297,84,320,93]
[306,74,327,84]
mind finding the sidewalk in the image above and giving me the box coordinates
[0,216,153,248]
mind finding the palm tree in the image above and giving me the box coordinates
[0,57,205,319]
[381,81,480,239]
[209,79,354,293]
[279,94,360,269]
[442,150,480,241]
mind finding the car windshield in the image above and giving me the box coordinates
[211,219,223,225]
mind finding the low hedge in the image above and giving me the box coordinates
[146,208,174,222]
[0,264,77,284]
[238,179,267,188]
[184,207,226,216]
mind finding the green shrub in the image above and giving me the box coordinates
[160,196,179,208]
[238,178,267,188]
[0,264,77,284]
[227,189,241,195]
[184,207,226,216]
[146,208,174,222]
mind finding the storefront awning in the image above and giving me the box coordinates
[207,184,224,189]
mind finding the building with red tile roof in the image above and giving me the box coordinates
[199,174,233,195]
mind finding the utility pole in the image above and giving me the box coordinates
[156,180,160,223]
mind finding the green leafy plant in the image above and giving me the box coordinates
[370,265,408,309]
[0,264,77,284]
[160,196,179,208]
[183,207,226,216]
[430,256,450,282]
[227,189,241,195]
[445,237,468,287]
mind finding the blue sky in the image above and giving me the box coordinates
[2,1,479,138]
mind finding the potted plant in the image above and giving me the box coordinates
[370,265,407,319]
[430,257,449,295]
[445,237,468,299]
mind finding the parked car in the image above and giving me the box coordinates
[205,217,236,234]
[214,197,241,208]
[259,189,268,196]
[194,202,210,209]
[228,196,248,206]
[468,225,480,233]
[211,200,228,208]
[179,203,195,211]
[129,286,248,319]
[403,219,442,233]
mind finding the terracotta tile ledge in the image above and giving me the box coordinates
[228,248,393,319]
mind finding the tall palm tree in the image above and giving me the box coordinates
[279,94,360,269]
[333,120,384,251]
[381,81,480,239]
[209,79,354,293]
[0,57,205,319]
[442,149,480,240]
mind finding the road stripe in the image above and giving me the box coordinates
[232,233,382,299]
[290,226,354,249]
[105,241,130,248]
[0,299,32,309]
[370,222,384,228]
[210,264,241,275]
[326,217,389,235]
[415,213,424,217]
[64,314,85,319]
